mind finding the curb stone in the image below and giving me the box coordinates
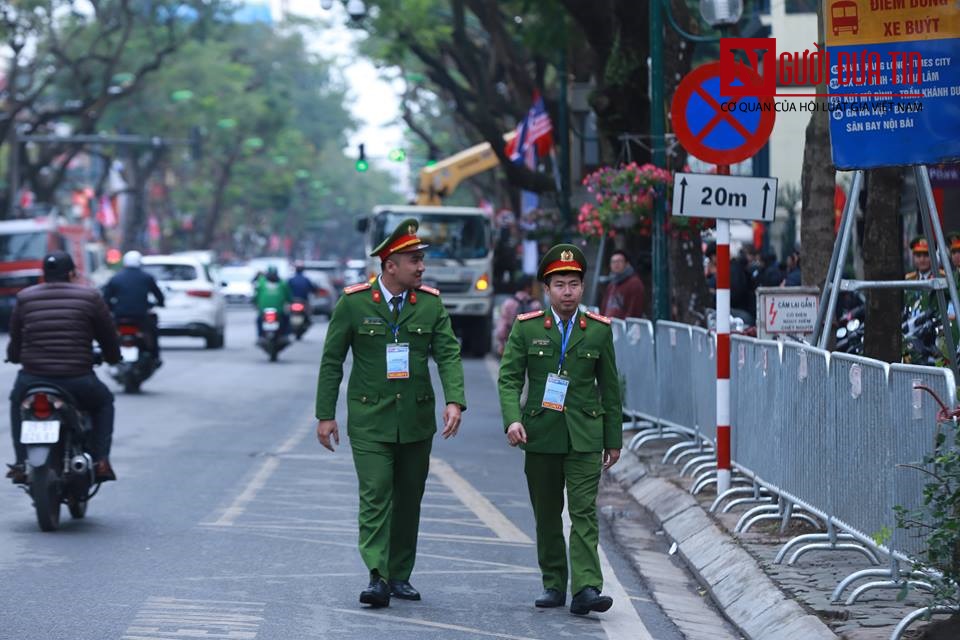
[608,448,838,640]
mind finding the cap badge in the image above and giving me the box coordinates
[560,250,573,262]
[408,224,416,235]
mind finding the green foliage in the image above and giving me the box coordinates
[895,417,960,612]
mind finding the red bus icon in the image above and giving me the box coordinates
[831,0,859,36]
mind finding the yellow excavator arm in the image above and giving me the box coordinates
[415,132,516,206]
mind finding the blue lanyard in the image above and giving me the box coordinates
[557,316,574,372]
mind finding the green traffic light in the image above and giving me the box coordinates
[355,158,369,172]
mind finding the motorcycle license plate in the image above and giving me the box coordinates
[263,321,279,331]
[291,315,304,326]
[20,420,60,444]
[121,346,139,361]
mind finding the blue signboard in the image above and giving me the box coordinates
[825,0,960,169]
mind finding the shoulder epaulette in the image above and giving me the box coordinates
[585,310,611,325]
[905,272,918,281]
[344,282,372,295]
[517,310,545,321]
[417,285,440,296]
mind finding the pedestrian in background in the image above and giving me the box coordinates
[314,218,466,609]
[498,243,622,616]
[600,250,646,319]
[495,275,543,356]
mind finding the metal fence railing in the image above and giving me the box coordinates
[615,318,957,638]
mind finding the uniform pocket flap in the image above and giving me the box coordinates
[523,406,546,417]
[527,345,555,357]
[577,348,600,359]
[350,392,380,404]
[580,405,604,417]
[416,392,435,403]
[407,324,433,336]
[358,324,386,336]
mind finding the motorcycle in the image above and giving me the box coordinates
[902,307,943,366]
[110,316,159,393]
[290,299,310,340]
[834,303,866,354]
[258,307,290,362]
[17,380,102,531]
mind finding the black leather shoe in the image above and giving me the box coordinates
[389,579,421,601]
[535,588,565,608]
[570,587,613,615]
[359,577,390,608]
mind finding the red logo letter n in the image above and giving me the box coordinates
[720,38,775,97]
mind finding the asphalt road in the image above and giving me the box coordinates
[0,308,683,640]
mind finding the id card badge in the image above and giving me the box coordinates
[386,343,410,379]
[541,373,569,411]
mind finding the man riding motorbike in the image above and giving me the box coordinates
[5,251,122,484]
[287,261,316,330]
[102,250,166,364]
[254,266,293,338]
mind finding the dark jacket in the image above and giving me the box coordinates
[7,282,122,377]
[288,273,315,300]
[102,267,165,318]
[601,268,647,319]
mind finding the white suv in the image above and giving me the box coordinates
[142,255,227,349]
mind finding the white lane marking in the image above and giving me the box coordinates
[210,408,313,526]
[122,596,265,640]
[562,502,655,640]
[429,457,533,544]
[332,608,544,640]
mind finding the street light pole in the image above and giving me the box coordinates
[650,0,670,321]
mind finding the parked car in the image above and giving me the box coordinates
[142,255,227,349]
[304,269,337,317]
[341,258,367,287]
[219,265,256,304]
[303,259,344,292]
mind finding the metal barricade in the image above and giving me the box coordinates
[690,327,717,444]
[888,363,957,558]
[611,318,628,407]
[829,353,892,548]
[779,343,834,519]
[730,336,782,480]
[625,318,657,421]
[655,321,697,433]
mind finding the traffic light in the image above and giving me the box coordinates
[355,143,369,172]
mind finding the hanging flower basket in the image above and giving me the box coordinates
[577,162,714,241]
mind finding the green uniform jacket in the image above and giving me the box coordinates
[498,309,622,454]
[315,283,466,444]
[254,277,293,310]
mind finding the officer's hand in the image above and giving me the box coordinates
[441,403,462,439]
[603,448,621,470]
[506,422,527,447]
[316,419,339,452]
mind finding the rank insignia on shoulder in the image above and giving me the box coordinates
[585,310,611,325]
[517,310,545,321]
[344,282,371,295]
[417,285,440,296]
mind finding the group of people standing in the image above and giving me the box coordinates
[314,218,623,616]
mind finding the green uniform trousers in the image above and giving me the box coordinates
[524,450,603,595]
[351,437,433,581]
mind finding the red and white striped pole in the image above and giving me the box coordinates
[715,164,732,494]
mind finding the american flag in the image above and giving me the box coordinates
[505,91,554,164]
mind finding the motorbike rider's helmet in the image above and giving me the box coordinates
[294,260,305,273]
[266,265,280,282]
[42,251,75,281]
[123,250,143,268]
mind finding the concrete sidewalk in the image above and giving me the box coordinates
[603,435,941,639]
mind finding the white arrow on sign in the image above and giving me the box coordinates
[672,172,778,222]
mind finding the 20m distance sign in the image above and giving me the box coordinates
[672,173,778,222]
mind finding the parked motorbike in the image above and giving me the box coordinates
[290,299,310,340]
[258,307,290,362]
[110,316,159,393]
[902,307,942,366]
[17,382,102,531]
[834,303,866,354]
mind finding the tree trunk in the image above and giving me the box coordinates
[862,167,904,362]
[200,147,239,249]
[799,108,836,294]
[120,148,165,252]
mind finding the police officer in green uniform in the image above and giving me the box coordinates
[497,243,623,616]
[315,218,466,608]
[905,237,942,317]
